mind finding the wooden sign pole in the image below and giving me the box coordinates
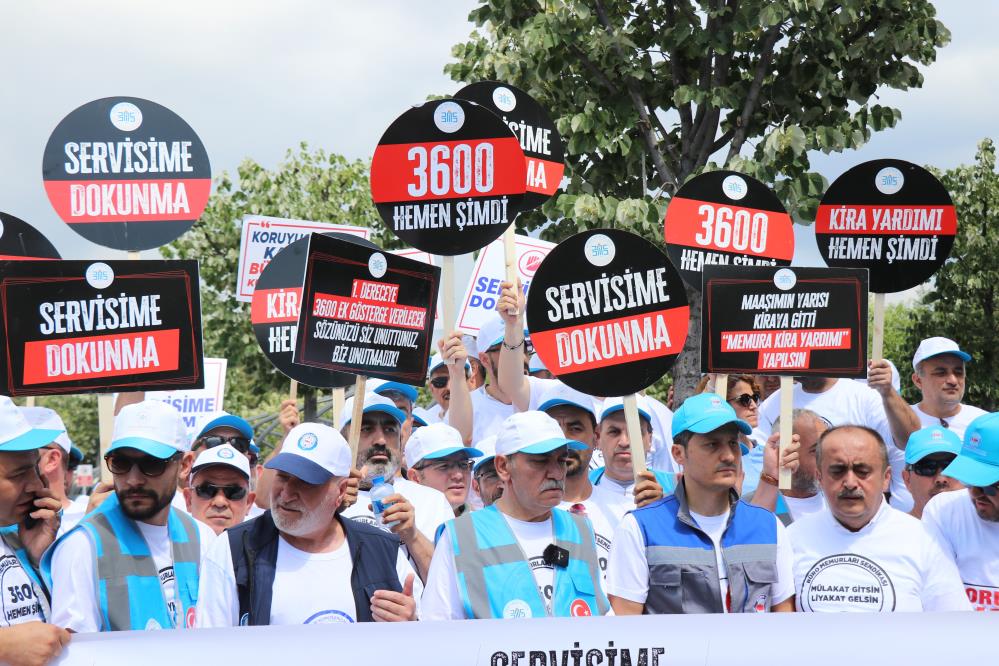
[778,376,794,490]
[622,394,647,485]
[347,375,367,467]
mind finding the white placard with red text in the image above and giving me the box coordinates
[146,357,228,438]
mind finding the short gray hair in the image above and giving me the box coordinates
[770,408,830,436]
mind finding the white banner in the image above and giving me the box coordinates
[146,357,227,437]
[456,235,555,335]
[54,612,991,665]
[235,215,371,302]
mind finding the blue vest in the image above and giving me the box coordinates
[446,505,609,619]
[589,467,677,495]
[42,494,201,631]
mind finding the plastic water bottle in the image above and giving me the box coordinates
[369,476,398,527]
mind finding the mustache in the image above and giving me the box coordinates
[123,489,156,499]
[838,489,864,500]
[715,464,738,473]
[363,445,394,462]
[540,479,565,492]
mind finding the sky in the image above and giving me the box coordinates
[1,0,994,295]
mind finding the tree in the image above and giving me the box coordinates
[446,0,949,401]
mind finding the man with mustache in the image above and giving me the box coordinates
[422,411,609,619]
[607,393,795,613]
[46,401,217,632]
[404,423,482,516]
[909,337,986,437]
[182,444,256,535]
[789,424,969,612]
[196,422,418,625]
[902,426,964,519]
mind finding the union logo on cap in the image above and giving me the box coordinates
[218,447,235,459]
[931,430,943,440]
[709,397,722,408]
[298,432,319,451]
[968,433,982,451]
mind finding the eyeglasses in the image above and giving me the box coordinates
[194,435,252,454]
[974,482,999,497]
[194,483,248,501]
[429,377,450,389]
[416,459,474,474]
[728,393,761,408]
[105,452,179,477]
[909,455,956,477]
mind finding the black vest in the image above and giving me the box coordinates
[226,511,403,625]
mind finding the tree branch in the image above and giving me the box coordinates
[724,23,782,165]
[569,43,622,95]
[664,1,693,154]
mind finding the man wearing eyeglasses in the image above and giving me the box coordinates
[405,424,482,516]
[923,412,999,611]
[471,436,503,507]
[46,401,217,632]
[909,338,987,438]
[901,426,964,519]
[182,445,255,535]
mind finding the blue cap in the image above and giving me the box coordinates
[368,378,418,405]
[600,395,652,424]
[942,412,999,487]
[671,393,752,438]
[198,412,258,454]
[538,382,597,421]
[905,426,963,464]
[69,446,84,465]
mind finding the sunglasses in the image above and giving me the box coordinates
[728,393,761,408]
[194,483,248,501]
[975,483,999,497]
[105,452,179,477]
[429,377,450,389]
[194,435,252,454]
[909,455,956,477]
[417,459,474,474]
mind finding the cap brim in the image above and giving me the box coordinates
[412,414,428,427]
[192,461,250,479]
[684,414,753,436]
[265,453,335,485]
[0,428,62,452]
[600,404,652,424]
[69,446,85,464]
[423,446,484,461]
[345,404,408,427]
[108,437,179,459]
[539,399,595,419]
[519,438,587,454]
[905,445,962,464]
[374,382,418,404]
[922,350,972,364]
[942,455,999,487]
[473,455,496,473]
[197,415,254,440]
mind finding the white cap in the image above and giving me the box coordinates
[528,353,547,373]
[912,337,972,369]
[404,422,482,469]
[191,443,251,479]
[462,334,479,360]
[0,397,61,452]
[477,313,506,352]
[600,395,653,424]
[495,411,587,457]
[537,382,597,421]
[428,353,471,376]
[109,401,189,459]
[340,393,408,429]
[265,423,351,484]
[19,407,71,453]
[473,435,498,473]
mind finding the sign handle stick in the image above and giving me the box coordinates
[714,374,728,399]
[347,375,367,466]
[871,292,885,361]
[25,397,35,408]
[442,255,456,332]
[622,394,647,484]
[289,380,298,403]
[127,251,140,261]
[778,376,793,490]
[98,393,114,477]
[332,387,345,430]
[503,226,518,315]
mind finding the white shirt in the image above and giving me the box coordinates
[690,509,731,610]
[755,379,913,513]
[465,386,516,450]
[912,403,987,439]
[341,477,453,544]
[922,489,999,611]
[0,534,49,625]
[606,506,795,609]
[57,495,90,538]
[49,515,217,632]
[196,530,419,626]
[783,493,826,522]
[559,484,634,579]
[421,513,558,620]
[788,499,970,612]
[413,405,443,425]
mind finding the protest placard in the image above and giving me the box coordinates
[0,212,61,260]
[147,357,227,436]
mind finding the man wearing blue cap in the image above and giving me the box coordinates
[47,401,217,632]
[187,411,263,519]
[422,411,608,619]
[902,426,964,519]
[909,337,987,437]
[607,393,795,614]
[923,412,999,611]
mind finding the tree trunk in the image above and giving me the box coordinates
[671,284,703,407]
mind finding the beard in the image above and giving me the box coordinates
[117,486,174,521]
[791,470,820,494]
[360,444,398,482]
[565,450,588,478]
[272,492,339,537]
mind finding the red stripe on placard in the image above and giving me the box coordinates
[525,157,564,196]
[311,293,426,330]
[758,349,812,371]
[532,307,689,374]
[815,205,957,236]
[43,179,211,223]
[0,256,55,261]
[720,328,852,352]
[371,137,526,203]
[664,197,794,261]
[23,329,180,385]
[250,288,301,324]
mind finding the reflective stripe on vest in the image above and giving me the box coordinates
[449,506,608,619]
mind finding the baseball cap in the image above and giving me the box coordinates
[197,411,259,454]
[473,435,498,473]
[340,393,408,429]
[538,382,597,421]
[462,334,479,361]
[495,411,587,456]
[477,314,507,351]
[600,395,653,424]
[428,353,471,376]
[191,443,251,479]
[671,393,752,438]
[108,401,189,459]
[912,337,972,369]
[265,423,352,484]
[69,446,84,465]
[528,353,547,374]
[905,426,963,464]
[19,407,72,454]
[0,397,62,452]
[412,412,429,428]
[368,378,418,405]
[404,423,482,469]
[941,412,999,487]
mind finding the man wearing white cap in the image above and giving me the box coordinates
[45,401,216,632]
[909,337,986,437]
[340,393,454,580]
[422,411,609,619]
[183,445,255,535]
[405,424,482,516]
[901,426,964,519]
[528,353,554,380]
[197,423,418,626]
[472,436,503,507]
[19,407,87,536]
[188,411,262,517]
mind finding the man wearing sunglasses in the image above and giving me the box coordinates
[46,401,217,632]
[901,426,964,519]
[182,445,255,535]
[188,412,263,519]
[909,338,987,438]
[404,423,482,516]
[923,412,999,611]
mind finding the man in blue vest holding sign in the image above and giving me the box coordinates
[46,401,217,632]
[422,411,609,619]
